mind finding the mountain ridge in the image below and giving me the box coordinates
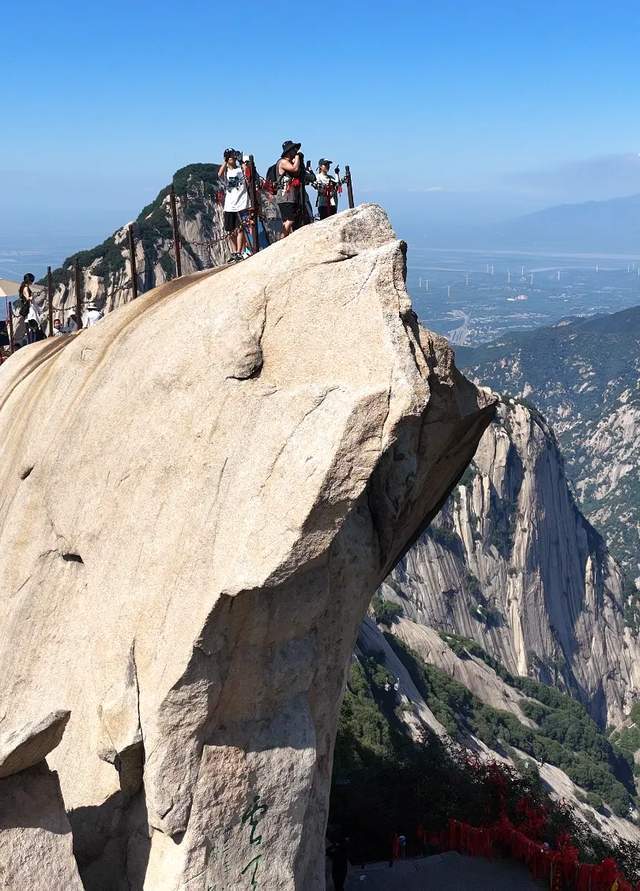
[484,192,640,253]
[457,304,640,576]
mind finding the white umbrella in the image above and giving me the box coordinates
[0,278,20,298]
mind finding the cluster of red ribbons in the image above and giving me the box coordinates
[439,815,636,890]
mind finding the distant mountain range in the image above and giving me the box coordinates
[457,305,640,576]
[397,192,640,254]
[484,193,640,254]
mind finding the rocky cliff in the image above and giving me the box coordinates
[457,307,640,577]
[36,163,281,324]
[379,400,640,728]
[0,206,494,890]
[347,616,640,844]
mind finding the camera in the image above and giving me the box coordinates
[224,148,243,162]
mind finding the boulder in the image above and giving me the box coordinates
[0,709,70,779]
[0,762,83,889]
[0,205,494,889]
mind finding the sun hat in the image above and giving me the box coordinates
[281,140,302,157]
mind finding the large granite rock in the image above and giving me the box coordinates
[0,710,70,779]
[0,714,82,890]
[0,763,84,890]
[0,205,494,889]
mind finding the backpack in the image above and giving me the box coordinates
[263,160,280,194]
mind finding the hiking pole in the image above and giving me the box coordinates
[170,184,182,277]
[47,267,54,337]
[249,154,260,254]
[75,259,83,329]
[128,225,138,300]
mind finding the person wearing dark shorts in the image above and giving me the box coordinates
[218,149,250,261]
[276,140,303,237]
[313,159,339,219]
[277,201,298,226]
[224,210,246,235]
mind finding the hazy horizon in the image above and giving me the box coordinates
[3,0,640,260]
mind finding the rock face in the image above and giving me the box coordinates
[28,164,282,327]
[0,763,84,890]
[457,307,640,575]
[0,709,82,889]
[381,400,639,727]
[0,710,70,779]
[0,206,494,889]
[354,616,640,846]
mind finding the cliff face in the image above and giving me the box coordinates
[381,400,640,728]
[0,206,494,890]
[457,307,640,575]
[34,163,281,324]
[352,616,640,843]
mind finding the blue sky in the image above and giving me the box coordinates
[3,0,640,254]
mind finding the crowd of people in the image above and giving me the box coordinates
[0,273,104,360]
[218,139,345,260]
[1,141,346,358]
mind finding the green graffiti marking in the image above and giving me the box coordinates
[240,854,262,887]
[241,794,268,846]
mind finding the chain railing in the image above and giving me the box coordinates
[2,159,355,358]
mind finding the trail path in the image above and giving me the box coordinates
[344,851,544,889]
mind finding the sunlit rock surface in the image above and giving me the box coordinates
[0,205,493,889]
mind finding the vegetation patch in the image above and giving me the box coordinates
[332,657,640,877]
[386,634,634,817]
[371,593,403,627]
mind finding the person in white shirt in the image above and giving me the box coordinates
[218,148,250,262]
[84,303,104,327]
[312,159,339,219]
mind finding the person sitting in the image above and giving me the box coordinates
[66,313,79,333]
[312,159,339,219]
[218,148,250,262]
[53,319,64,336]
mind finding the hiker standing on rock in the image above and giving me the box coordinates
[18,274,42,343]
[312,159,339,219]
[218,148,250,261]
[276,140,303,238]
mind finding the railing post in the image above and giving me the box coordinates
[345,165,355,209]
[128,225,139,300]
[47,266,54,336]
[74,259,83,329]
[249,155,260,254]
[170,184,182,277]
[7,297,14,353]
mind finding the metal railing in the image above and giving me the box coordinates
[1,160,355,357]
